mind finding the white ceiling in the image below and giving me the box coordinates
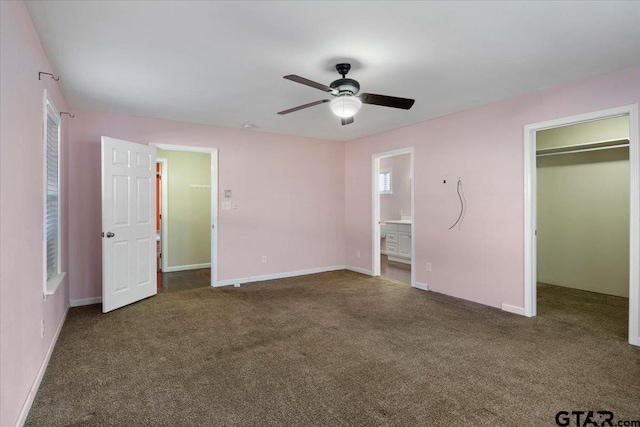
[25,1,640,142]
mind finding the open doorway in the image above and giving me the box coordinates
[151,143,218,292]
[537,116,630,338]
[372,148,416,287]
[524,105,639,346]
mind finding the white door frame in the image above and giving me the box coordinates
[150,143,219,287]
[372,147,416,288]
[523,104,639,346]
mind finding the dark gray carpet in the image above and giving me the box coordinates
[26,272,640,426]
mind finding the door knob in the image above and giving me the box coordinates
[106,232,115,238]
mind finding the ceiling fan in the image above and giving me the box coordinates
[278,63,415,126]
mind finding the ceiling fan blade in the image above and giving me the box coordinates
[277,99,330,115]
[284,75,335,93]
[341,117,354,126]
[359,93,415,110]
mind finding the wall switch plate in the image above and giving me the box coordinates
[261,256,267,264]
[224,189,232,198]
[356,250,361,258]
[426,263,432,272]
[222,201,232,210]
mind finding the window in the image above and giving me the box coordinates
[379,168,392,194]
[43,91,64,294]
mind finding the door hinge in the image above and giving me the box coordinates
[101,232,104,237]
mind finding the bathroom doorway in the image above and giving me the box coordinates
[372,148,415,286]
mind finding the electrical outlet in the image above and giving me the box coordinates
[261,256,267,264]
[356,250,361,258]
[40,319,45,338]
[426,262,432,272]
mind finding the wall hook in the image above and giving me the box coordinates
[60,112,75,118]
[39,72,59,81]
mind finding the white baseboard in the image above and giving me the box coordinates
[70,297,102,307]
[163,263,211,273]
[501,303,525,316]
[215,265,346,287]
[15,305,69,427]
[412,282,429,291]
[345,265,373,276]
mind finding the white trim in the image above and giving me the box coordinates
[156,158,169,272]
[372,147,415,288]
[42,89,64,297]
[412,282,429,291]
[345,265,373,276]
[70,297,102,307]
[523,104,639,347]
[150,143,219,287]
[15,306,68,427]
[501,303,525,316]
[163,263,211,273]
[215,265,346,287]
[45,272,66,296]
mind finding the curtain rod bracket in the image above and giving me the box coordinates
[39,72,59,81]
[60,112,74,119]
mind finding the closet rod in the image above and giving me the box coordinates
[536,143,629,157]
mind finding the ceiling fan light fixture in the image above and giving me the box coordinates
[329,94,362,118]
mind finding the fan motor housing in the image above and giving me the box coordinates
[330,78,360,95]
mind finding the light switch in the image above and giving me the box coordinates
[222,201,232,210]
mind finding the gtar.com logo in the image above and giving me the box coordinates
[555,411,640,427]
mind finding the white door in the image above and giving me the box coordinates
[101,137,157,313]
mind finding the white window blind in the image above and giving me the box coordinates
[379,169,392,194]
[45,102,60,280]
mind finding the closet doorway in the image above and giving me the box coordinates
[524,105,639,346]
[151,143,219,291]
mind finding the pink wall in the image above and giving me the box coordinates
[380,153,411,222]
[0,1,70,426]
[346,65,640,315]
[67,111,346,300]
